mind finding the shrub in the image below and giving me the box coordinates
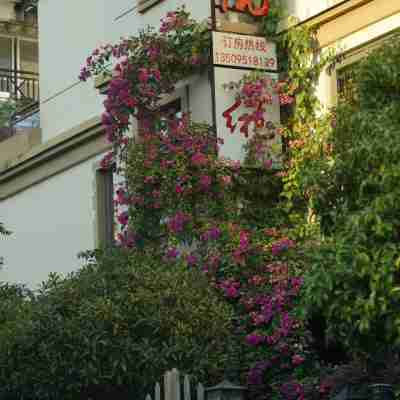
[0,248,234,400]
[303,34,400,355]
[0,222,11,266]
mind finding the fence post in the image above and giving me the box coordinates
[197,383,205,400]
[170,368,181,400]
[184,374,191,400]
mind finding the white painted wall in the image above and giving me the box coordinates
[284,0,346,22]
[11,0,397,292]
[38,0,211,142]
[0,155,104,288]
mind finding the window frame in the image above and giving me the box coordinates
[96,166,115,247]
[330,28,399,106]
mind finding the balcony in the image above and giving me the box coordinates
[0,68,39,141]
[0,68,39,103]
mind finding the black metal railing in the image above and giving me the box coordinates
[0,68,39,102]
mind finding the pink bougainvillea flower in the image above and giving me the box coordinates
[186,254,198,266]
[263,159,273,169]
[245,333,265,346]
[175,184,184,194]
[117,231,136,249]
[151,68,161,81]
[166,247,180,259]
[117,211,129,226]
[271,238,295,256]
[247,361,271,385]
[199,175,212,191]
[220,175,232,187]
[101,112,113,126]
[138,68,150,83]
[191,152,208,167]
[239,230,250,251]
[291,354,305,366]
[100,151,114,170]
[147,47,160,60]
[280,382,305,400]
[201,227,220,241]
[167,212,191,234]
[225,286,239,298]
[144,175,155,184]
[219,279,240,298]
[115,189,130,206]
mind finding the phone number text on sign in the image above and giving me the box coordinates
[215,52,276,69]
[212,31,277,71]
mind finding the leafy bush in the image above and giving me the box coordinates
[0,248,234,400]
[303,34,400,355]
[0,99,16,129]
[0,222,11,266]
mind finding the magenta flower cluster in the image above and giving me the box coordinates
[81,8,308,400]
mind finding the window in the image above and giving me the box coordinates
[0,37,12,70]
[160,98,182,118]
[336,62,359,105]
[138,0,165,13]
[330,29,398,106]
[96,168,115,247]
[0,36,39,101]
[138,97,182,135]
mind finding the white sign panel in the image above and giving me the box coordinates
[213,31,277,71]
[214,67,281,163]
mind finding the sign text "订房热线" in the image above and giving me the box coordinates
[213,32,277,70]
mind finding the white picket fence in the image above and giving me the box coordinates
[145,369,205,400]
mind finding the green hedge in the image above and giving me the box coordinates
[0,249,234,400]
[303,33,400,355]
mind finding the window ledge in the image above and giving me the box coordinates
[0,128,41,171]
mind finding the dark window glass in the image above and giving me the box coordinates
[337,63,359,105]
[96,169,115,246]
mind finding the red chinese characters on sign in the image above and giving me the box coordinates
[213,33,277,70]
[223,36,267,52]
[221,0,270,17]
[222,99,265,137]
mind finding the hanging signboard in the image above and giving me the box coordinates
[213,0,267,34]
[212,31,277,71]
[210,0,281,166]
[214,67,281,164]
[220,0,270,16]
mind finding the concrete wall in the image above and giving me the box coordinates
[8,0,397,291]
[0,154,104,288]
[284,0,345,22]
[38,0,211,142]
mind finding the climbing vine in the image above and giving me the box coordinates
[80,6,337,399]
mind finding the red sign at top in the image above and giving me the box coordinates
[221,0,270,17]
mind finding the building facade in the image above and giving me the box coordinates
[0,0,399,287]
